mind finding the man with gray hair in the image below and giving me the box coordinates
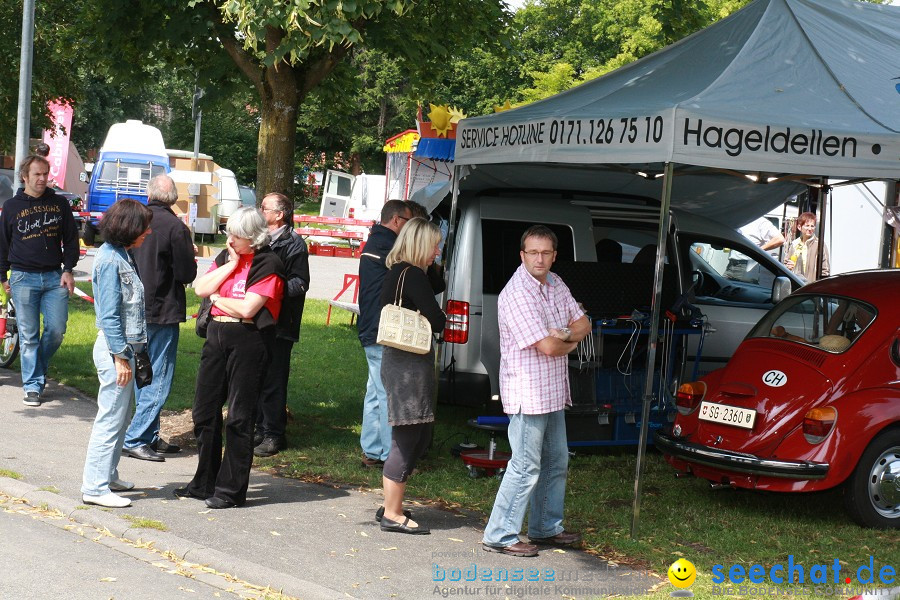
[123,175,197,461]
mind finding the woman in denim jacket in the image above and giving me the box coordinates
[81,199,153,508]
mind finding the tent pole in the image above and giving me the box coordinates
[445,165,462,277]
[817,178,829,280]
[630,161,674,539]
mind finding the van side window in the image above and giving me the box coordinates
[683,237,781,307]
[481,220,574,294]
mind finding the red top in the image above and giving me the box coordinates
[208,253,284,321]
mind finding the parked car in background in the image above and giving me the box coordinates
[656,270,900,528]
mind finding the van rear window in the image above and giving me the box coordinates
[482,220,574,294]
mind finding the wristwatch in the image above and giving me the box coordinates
[560,327,572,341]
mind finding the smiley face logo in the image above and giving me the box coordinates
[668,558,697,590]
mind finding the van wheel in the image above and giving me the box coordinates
[843,429,900,528]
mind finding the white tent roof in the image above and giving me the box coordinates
[454,0,899,225]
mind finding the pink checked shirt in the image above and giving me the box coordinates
[497,263,584,415]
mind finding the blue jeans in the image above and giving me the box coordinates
[360,344,391,461]
[125,323,179,448]
[9,269,69,394]
[82,334,134,496]
[483,410,568,548]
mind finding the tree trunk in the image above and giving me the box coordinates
[257,65,300,202]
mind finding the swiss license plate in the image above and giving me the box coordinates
[698,401,756,429]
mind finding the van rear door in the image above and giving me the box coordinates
[321,170,354,218]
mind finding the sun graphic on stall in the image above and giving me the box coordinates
[428,104,453,137]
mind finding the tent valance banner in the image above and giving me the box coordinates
[455,0,900,180]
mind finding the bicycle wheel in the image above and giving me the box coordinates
[0,300,20,368]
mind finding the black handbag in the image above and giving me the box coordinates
[195,296,213,338]
[134,350,153,389]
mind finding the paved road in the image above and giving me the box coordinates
[0,493,254,600]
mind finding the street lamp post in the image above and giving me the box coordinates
[14,0,37,172]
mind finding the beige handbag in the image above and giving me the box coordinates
[376,267,433,354]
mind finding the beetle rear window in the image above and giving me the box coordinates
[749,295,876,353]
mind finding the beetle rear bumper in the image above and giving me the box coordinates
[654,431,829,479]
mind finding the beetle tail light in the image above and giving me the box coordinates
[675,381,706,415]
[802,406,837,444]
[444,300,469,344]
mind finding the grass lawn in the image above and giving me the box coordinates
[41,284,900,599]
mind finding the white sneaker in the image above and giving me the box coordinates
[82,493,131,508]
[109,479,135,492]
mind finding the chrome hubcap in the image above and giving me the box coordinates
[868,445,900,518]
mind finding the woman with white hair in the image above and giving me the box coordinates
[175,207,284,509]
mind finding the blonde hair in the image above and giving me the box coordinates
[386,217,441,270]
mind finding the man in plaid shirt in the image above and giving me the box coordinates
[482,225,590,557]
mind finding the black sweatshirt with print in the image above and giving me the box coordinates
[0,188,80,281]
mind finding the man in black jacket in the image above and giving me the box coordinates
[357,200,412,467]
[123,175,198,461]
[0,156,79,407]
[254,192,310,457]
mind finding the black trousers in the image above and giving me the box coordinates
[255,336,295,438]
[383,422,433,483]
[188,321,273,505]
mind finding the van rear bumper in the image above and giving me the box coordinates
[438,371,492,407]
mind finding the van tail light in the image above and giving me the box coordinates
[802,406,837,444]
[675,382,706,415]
[444,300,469,344]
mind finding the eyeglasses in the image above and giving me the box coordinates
[397,215,410,222]
[522,250,555,258]
[262,208,281,214]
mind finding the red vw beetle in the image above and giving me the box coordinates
[656,270,900,528]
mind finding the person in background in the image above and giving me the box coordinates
[122,175,197,462]
[81,199,153,508]
[740,216,785,254]
[482,225,590,557]
[376,218,445,535]
[254,192,310,457]
[785,211,830,283]
[175,207,284,509]
[357,200,413,468]
[726,216,785,281]
[0,155,79,406]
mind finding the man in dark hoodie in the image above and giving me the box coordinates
[357,199,412,467]
[123,175,197,462]
[253,192,310,457]
[0,155,79,406]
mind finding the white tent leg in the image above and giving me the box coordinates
[630,162,674,538]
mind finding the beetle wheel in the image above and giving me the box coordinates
[844,429,900,528]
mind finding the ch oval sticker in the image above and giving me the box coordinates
[762,370,787,387]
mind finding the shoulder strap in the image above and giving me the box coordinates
[395,266,411,306]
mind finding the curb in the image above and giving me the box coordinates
[0,476,354,600]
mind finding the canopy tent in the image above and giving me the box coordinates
[449,0,900,535]
[454,0,899,226]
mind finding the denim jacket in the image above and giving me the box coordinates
[93,242,147,358]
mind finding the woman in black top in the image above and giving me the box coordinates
[378,217,445,535]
